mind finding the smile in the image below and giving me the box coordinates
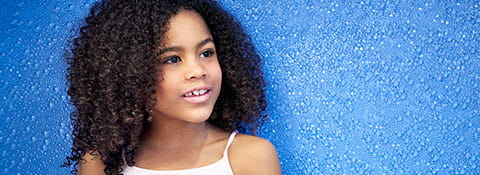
[184,89,209,97]
[182,88,212,104]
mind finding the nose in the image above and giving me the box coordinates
[185,57,207,80]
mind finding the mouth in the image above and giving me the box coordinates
[182,87,212,104]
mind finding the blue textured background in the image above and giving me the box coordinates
[1,0,479,174]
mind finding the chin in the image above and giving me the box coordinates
[182,109,214,123]
[152,101,217,123]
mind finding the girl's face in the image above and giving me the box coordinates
[152,10,222,124]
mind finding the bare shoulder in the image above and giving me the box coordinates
[229,134,282,175]
[78,150,106,175]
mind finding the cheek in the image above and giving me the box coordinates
[210,61,222,82]
[153,71,176,97]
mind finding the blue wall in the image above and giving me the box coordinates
[1,0,479,174]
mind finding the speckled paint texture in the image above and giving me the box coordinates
[1,0,479,174]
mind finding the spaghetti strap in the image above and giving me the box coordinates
[121,132,237,174]
[223,131,237,156]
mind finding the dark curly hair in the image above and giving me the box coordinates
[63,0,266,174]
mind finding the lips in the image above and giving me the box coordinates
[184,89,209,97]
[182,87,212,104]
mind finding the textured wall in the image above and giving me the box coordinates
[1,0,479,174]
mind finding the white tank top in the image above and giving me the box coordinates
[121,131,237,175]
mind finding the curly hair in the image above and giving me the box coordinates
[63,0,266,174]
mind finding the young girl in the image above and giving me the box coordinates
[64,0,281,174]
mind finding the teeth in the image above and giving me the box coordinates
[185,89,208,97]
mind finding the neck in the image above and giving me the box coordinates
[142,117,211,149]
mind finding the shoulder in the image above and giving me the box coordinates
[229,134,281,175]
[78,150,106,175]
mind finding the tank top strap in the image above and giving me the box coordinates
[222,131,237,156]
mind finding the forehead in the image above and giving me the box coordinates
[162,10,212,47]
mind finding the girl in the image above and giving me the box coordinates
[64,0,281,174]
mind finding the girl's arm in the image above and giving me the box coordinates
[78,151,106,175]
[230,135,282,175]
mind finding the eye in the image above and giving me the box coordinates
[164,56,181,64]
[199,50,215,58]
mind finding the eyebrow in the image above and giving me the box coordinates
[158,38,214,55]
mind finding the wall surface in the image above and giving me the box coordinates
[1,0,479,174]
